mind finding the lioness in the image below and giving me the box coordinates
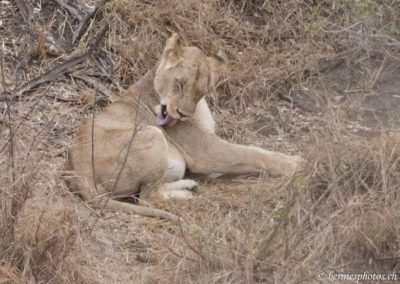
[65,34,304,222]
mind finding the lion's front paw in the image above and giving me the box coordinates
[160,179,198,200]
[271,155,306,177]
[162,189,194,200]
[181,179,199,192]
[283,155,306,176]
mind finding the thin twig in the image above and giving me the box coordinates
[91,94,100,195]
[55,0,97,24]
[167,246,196,262]
[14,0,33,24]
[254,181,298,267]
[368,34,400,47]
[72,0,112,44]
[97,81,145,213]
[1,53,16,220]
[72,74,117,102]
[19,53,89,95]
[284,180,338,258]
[178,220,207,262]
[369,54,387,90]
[323,22,362,34]
[0,53,89,101]
[0,25,108,102]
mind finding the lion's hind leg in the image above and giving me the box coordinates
[140,141,196,200]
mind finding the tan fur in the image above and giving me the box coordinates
[64,34,304,222]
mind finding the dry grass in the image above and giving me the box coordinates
[1,0,400,283]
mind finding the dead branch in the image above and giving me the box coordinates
[276,92,314,112]
[1,52,17,229]
[178,221,207,262]
[14,0,33,24]
[55,0,95,22]
[54,0,110,45]
[91,96,100,195]
[0,25,108,102]
[72,74,117,102]
[72,1,108,45]
[73,11,95,44]
[88,25,108,50]
[0,53,89,102]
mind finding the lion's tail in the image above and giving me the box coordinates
[63,158,180,224]
[100,199,180,223]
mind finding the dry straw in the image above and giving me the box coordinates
[1,0,399,283]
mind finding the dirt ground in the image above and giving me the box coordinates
[1,0,400,283]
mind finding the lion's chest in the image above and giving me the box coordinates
[192,98,215,133]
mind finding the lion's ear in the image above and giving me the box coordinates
[207,55,227,82]
[163,33,183,59]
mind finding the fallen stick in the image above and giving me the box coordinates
[276,92,313,112]
[73,13,95,44]
[72,74,117,102]
[19,53,89,93]
[54,0,109,45]
[15,0,33,24]
[72,0,112,44]
[0,53,89,101]
[55,0,95,22]
[0,26,108,102]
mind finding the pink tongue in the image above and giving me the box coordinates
[156,114,172,126]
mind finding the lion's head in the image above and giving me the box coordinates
[154,33,225,126]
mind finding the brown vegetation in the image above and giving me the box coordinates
[1,0,399,283]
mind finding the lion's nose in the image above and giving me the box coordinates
[161,104,167,118]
